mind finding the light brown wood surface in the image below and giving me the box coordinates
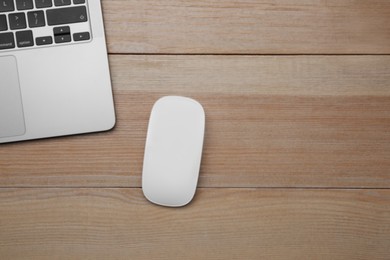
[1,56,389,188]
[1,0,390,259]
[0,189,389,260]
[102,0,390,54]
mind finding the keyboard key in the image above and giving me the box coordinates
[54,26,70,35]
[16,30,34,47]
[9,13,27,30]
[0,32,14,49]
[35,0,52,8]
[16,0,33,10]
[0,14,7,31]
[36,35,52,45]
[73,0,85,4]
[47,6,87,26]
[27,11,45,28]
[54,0,71,6]
[73,32,89,42]
[0,0,14,12]
[55,34,71,43]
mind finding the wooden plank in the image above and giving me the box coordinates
[1,56,390,188]
[0,188,389,259]
[102,0,390,54]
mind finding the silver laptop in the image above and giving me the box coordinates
[0,0,115,144]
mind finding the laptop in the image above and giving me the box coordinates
[0,0,115,144]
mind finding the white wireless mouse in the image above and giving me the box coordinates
[142,96,205,207]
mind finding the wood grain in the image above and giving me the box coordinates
[0,188,389,260]
[102,0,390,54]
[1,56,389,188]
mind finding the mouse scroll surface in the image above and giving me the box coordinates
[142,96,205,207]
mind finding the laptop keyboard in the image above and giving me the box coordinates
[0,0,91,51]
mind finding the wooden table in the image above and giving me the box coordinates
[1,1,390,259]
